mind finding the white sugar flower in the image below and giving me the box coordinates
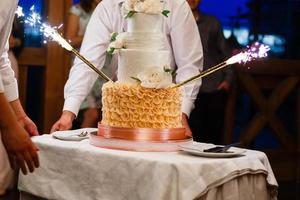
[123,0,165,15]
[134,0,163,14]
[123,0,137,12]
[137,67,173,89]
[109,39,125,49]
[107,34,126,54]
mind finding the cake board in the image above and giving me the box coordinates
[89,123,192,152]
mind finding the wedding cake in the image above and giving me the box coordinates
[101,0,183,129]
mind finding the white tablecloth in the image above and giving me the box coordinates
[18,130,278,200]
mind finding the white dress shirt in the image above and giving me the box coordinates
[64,0,203,116]
[0,0,19,101]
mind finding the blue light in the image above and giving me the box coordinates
[18,0,44,47]
[200,0,250,27]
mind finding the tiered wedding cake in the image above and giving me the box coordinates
[101,0,183,129]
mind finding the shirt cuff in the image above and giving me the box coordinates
[63,97,82,117]
[181,97,195,117]
[4,81,19,102]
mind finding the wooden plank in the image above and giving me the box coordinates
[223,83,237,144]
[268,114,296,150]
[266,150,298,181]
[268,77,299,110]
[297,85,300,151]
[239,114,266,147]
[236,59,300,75]
[18,65,28,107]
[18,48,46,66]
[238,72,267,110]
[297,85,300,198]
[42,0,70,133]
[18,48,46,108]
[253,75,287,90]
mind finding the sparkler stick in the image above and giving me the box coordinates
[173,43,270,88]
[18,6,112,82]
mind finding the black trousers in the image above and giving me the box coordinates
[188,90,228,144]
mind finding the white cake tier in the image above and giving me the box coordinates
[118,49,170,83]
[127,13,163,33]
[120,32,168,50]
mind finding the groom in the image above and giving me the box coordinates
[51,0,203,134]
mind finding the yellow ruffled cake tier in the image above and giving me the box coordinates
[101,82,182,128]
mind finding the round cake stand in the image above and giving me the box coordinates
[89,124,192,152]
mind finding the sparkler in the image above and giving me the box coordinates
[173,42,270,88]
[17,6,111,82]
[15,6,24,17]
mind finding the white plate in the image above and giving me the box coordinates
[179,143,246,158]
[52,128,98,141]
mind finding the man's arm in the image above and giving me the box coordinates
[10,99,39,136]
[169,0,204,117]
[0,42,39,135]
[51,2,112,132]
[0,42,18,101]
[0,92,39,175]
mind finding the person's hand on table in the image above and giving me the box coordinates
[182,113,192,137]
[1,123,39,175]
[18,115,39,136]
[51,111,75,133]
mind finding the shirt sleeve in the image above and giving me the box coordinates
[169,0,203,117]
[63,3,112,116]
[0,41,18,101]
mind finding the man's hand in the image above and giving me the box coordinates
[18,116,39,136]
[217,80,230,91]
[9,99,39,136]
[182,113,192,137]
[1,123,39,175]
[51,111,75,133]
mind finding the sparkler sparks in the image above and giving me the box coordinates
[15,6,24,17]
[226,42,270,65]
[174,42,270,88]
[17,5,111,81]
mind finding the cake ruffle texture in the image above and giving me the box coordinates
[101,82,182,128]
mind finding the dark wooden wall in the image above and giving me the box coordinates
[224,59,300,198]
[18,0,73,133]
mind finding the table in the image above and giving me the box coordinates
[18,129,278,200]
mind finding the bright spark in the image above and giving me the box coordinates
[19,5,73,51]
[15,6,24,17]
[226,42,270,65]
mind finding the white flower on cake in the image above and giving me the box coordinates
[134,0,164,14]
[123,0,137,11]
[107,33,126,55]
[122,0,169,17]
[136,66,173,89]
